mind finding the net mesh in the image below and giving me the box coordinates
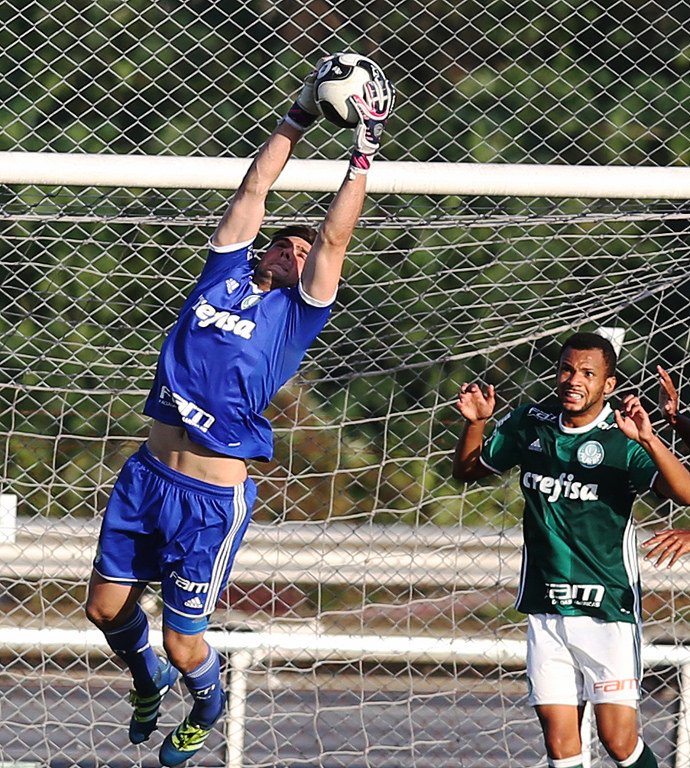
[2,184,690,766]
[4,0,690,166]
[5,0,690,763]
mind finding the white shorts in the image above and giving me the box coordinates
[526,613,641,708]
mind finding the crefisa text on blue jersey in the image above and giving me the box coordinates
[192,296,257,339]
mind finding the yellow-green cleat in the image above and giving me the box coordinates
[128,659,179,745]
[159,717,213,767]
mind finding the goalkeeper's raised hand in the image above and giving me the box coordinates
[348,77,396,176]
[283,56,333,132]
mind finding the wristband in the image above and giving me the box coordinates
[348,150,371,179]
[283,102,317,132]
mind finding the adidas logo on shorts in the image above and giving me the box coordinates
[528,439,542,452]
[183,597,204,609]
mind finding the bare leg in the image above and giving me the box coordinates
[535,704,586,761]
[85,570,145,629]
[162,624,225,728]
[85,570,161,693]
[594,703,643,763]
[162,626,210,674]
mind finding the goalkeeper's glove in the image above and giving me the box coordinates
[283,56,333,131]
[348,77,396,176]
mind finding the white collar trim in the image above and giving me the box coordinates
[559,402,612,434]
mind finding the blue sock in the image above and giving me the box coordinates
[182,645,225,728]
[103,604,161,695]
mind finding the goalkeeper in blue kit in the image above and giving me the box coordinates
[452,332,690,768]
[85,58,395,766]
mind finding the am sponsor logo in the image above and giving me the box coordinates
[193,683,218,698]
[170,570,209,594]
[592,678,638,693]
[159,385,215,433]
[545,582,605,608]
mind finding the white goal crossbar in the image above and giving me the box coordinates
[3,151,690,197]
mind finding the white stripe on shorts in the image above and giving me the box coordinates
[203,481,250,614]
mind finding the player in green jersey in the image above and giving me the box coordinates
[452,332,690,768]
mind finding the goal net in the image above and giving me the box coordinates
[2,161,690,768]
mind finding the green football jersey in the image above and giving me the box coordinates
[480,401,658,623]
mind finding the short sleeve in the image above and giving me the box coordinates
[198,240,255,285]
[283,288,333,357]
[480,409,523,475]
[626,440,659,494]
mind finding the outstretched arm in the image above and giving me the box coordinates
[300,170,367,302]
[615,393,690,505]
[452,383,496,481]
[212,65,322,248]
[300,78,396,303]
[658,365,690,450]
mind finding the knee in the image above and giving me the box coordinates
[84,593,110,628]
[84,597,129,630]
[85,584,141,631]
[544,734,582,760]
[163,632,208,674]
[599,729,639,761]
[85,574,144,630]
[84,602,102,628]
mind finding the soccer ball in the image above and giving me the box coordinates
[314,52,383,129]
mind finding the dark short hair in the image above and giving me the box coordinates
[268,225,318,247]
[558,332,617,378]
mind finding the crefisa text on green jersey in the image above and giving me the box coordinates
[522,471,599,503]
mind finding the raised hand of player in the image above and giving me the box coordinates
[643,528,690,569]
[456,383,496,424]
[349,77,396,163]
[614,394,654,443]
[284,56,334,131]
[658,365,680,426]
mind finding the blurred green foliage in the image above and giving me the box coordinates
[3,0,690,163]
[2,0,690,533]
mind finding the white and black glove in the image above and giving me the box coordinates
[283,56,333,131]
[348,77,396,176]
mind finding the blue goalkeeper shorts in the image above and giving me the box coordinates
[93,443,256,620]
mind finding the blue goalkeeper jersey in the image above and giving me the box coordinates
[143,240,333,461]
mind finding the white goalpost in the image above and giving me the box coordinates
[5,151,690,197]
[2,152,690,768]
